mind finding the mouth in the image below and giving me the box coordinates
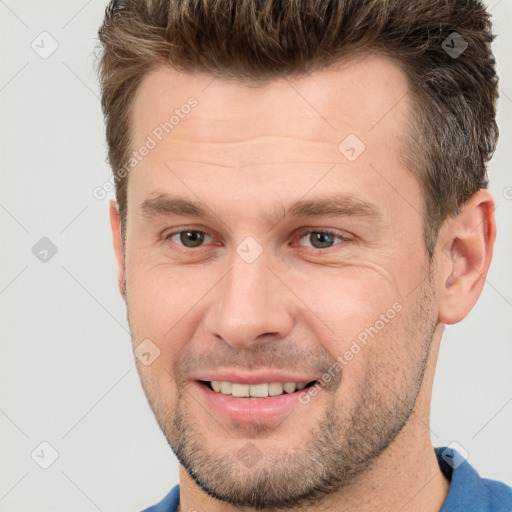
[193,379,322,423]
[199,380,320,398]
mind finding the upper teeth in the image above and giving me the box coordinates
[210,381,309,397]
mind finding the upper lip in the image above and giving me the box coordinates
[191,370,321,385]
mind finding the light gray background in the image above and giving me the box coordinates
[0,1,511,511]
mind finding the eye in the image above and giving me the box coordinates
[166,230,212,248]
[296,230,346,249]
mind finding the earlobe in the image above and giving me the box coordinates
[109,199,126,297]
[437,190,496,325]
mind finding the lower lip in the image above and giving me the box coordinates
[192,381,317,423]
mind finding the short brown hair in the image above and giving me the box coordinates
[97,0,498,258]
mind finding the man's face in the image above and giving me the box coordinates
[120,55,440,509]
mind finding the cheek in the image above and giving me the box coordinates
[127,265,192,404]
[125,261,201,358]
[287,265,403,391]
[289,265,401,345]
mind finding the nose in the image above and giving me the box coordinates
[203,250,295,349]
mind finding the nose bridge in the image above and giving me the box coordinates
[204,250,294,348]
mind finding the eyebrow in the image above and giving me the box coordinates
[139,193,382,224]
[141,195,211,220]
[287,196,381,221]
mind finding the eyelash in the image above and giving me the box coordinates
[164,228,348,250]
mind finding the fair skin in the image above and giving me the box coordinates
[109,54,495,511]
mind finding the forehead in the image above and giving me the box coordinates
[127,54,420,221]
[131,53,411,144]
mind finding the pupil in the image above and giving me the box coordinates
[311,232,334,249]
[181,231,204,247]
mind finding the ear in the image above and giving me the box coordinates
[437,189,496,325]
[109,199,126,297]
